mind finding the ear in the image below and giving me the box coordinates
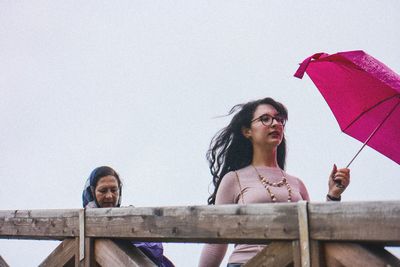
[241,126,252,139]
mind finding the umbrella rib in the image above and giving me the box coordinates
[345,96,400,167]
[343,94,400,132]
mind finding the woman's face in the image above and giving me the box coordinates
[95,175,120,208]
[245,104,285,148]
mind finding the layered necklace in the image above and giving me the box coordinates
[252,165,292,202]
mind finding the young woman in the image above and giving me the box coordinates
[82,166,174,267]
[198,97,350,267]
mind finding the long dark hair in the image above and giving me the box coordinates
[207,97,288,205]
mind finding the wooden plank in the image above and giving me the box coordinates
[85,204,299,243]
[77,238,96,267]
[310,241,324,267]
[324,242,400,267]
[309,201,400,244]
[39,239,75,267]
[0,255,10,267]
[0,209,79,240]
[79,209,85,261]
[297,201,310,267]
[243,241,293,267]
[0,202,399,244]
[94,239,156,267]
[292,241,301,267]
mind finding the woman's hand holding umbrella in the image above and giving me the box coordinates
[328,164,350,200]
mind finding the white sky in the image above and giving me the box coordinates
[0,1,399,266]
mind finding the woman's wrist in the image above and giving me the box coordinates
[326,194,341,201]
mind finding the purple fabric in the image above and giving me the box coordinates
[133,242,174,267]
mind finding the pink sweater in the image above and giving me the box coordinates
[198,165,310,266]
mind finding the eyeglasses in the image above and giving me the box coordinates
[251,113,286,126]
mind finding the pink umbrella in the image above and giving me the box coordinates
[294,50,400,167]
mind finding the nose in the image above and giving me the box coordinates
[105,190,113,199]
[271,117,280,127]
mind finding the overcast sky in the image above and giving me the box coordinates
[1,1,399,266]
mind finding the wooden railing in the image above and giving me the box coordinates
[0,201,399,266]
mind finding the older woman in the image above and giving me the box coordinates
[198,97,350,267]
[82,166,174,267]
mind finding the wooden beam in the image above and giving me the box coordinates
[94,239,157,267]
[309,201,400,244]
[243,241,293,267]
[0,255,10,267]
[0,209,78,240]
[38,239,75,267]
[324,242,400,267]
[85,204,299,243]
[0,202,399,244]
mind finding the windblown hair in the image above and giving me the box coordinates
[207,97,288,205]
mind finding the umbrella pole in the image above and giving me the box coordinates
[346,98,400,168]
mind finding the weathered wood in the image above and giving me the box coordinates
[0,255,10,267]
[79,209,85,261]
[310,241,324,267]
[85,204,299,243]
[243,241,293,267]
[39,239,75,267]
[324,242,400,267]
[0,209,79,240]
[77,238,96,267]
[309,201,400,244]
[0,202,399,244]
[297,201,310,267]
[94,239,156,267]
[292,241,301,267]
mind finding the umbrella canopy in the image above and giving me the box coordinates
[294,50,400,166]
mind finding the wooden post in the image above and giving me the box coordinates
[0,255,10,267]
[79,209,85,262]
[76,238,95,267]
[297,201,310,267]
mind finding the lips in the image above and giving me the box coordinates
[268,130,281,137]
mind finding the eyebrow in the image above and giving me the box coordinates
[97,186,119,190]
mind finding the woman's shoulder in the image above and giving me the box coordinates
[284,171,304,183]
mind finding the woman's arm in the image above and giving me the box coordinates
[198,243,228,267]
[298,178,311,201]
[198,172,238,266]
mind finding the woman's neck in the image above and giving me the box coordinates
[252,145,279,168]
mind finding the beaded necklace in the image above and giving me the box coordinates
[252,165,292,202]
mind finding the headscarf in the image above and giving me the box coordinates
[82,166,122,208]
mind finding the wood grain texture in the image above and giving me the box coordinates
[325,242,400,267]
[85,204,299,243]
[243,241,293,267]
[0,209,79,240]
[39,239,75,267]
[309,201,400,244]
[297,201,310,267]
[94,239,157,267]
[0,202,399,245]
